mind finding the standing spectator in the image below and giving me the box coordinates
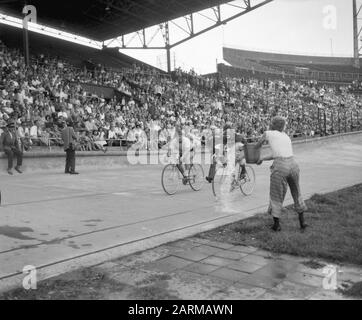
[256,116,308,232]
[0,122,23,175]
[61,121,79,175]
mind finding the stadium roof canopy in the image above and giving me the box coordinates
[0,0,233,41]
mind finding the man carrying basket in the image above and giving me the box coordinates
[255,116,308,232]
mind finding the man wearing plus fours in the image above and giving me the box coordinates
[256,116,308,232]
[61,121,79,175]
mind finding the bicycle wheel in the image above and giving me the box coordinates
[240,165,256,196]
[162,164,181,195]
[189,164,205,191]
[212,165,228,198]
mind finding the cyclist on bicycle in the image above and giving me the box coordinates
[206,122,247,183]
[168,124,195,184]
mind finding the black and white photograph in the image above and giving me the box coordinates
[0,0,361,305]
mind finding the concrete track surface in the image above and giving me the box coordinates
[0,133,361,292]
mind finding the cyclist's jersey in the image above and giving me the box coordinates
[169,135,192,157]
[216,133,245,164]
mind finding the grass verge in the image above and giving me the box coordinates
[198,184,362,266]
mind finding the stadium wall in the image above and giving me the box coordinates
[1,131,361,174]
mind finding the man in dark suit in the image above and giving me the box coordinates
[0,122,23,175]
[61,121,79,175]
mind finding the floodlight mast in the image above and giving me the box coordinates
[104,0,274,73]
[353,0,362,68]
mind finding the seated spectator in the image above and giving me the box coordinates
[85,116,98,132]
[93,129,107,153]
[29,121,38,139]
[39,127,51,147]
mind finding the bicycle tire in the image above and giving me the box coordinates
[212,165,228,197]
[189,164,205,192]
[161,164,181,195]
[240,165,256,196]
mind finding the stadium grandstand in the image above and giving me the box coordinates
[221,47,362,85]
[0,0,361,153]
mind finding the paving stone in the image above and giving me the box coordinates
[308,290,352,300]
[210,282,266,300]
[107,287,135,300]
[209,267,249,283]
[241,254,271,266]
[276,253,308,263]
[214,250,248,260]
[200,256,235,267]
[337,271,362,284]
[143,256,193,273]
[205,240,235,250]
[228,261,264,274]
[192,245,223,256]
[295,264,326,277]
[187,237,211,245]
[229,245,258,254]
[166,270,231,300]
[338,265,362,275]
[286,272,324,288]
[257,281,318,300]
[237,274,283,290]
[160,245,189,255]
[106,266,161,287]
[183,263,221,275]
[167,239,199,249]
[172,250,210,262]
[253,249,276,258]
[253,260,299,280]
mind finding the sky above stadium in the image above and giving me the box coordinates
[119,0,354,74]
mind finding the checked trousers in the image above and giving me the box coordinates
[268,157,307,218]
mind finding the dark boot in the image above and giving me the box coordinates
[240,164,247,179]
[271,217,281,232]
[298,212,308,230]
[206,176,213,183]
[15,166,23,174]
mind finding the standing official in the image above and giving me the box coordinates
[61,121,79,175]
[0,122,23,175]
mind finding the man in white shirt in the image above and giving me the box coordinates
[256,116,308,232]
[108,124,118,140]
[30,122,38,139]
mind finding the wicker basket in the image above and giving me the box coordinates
[244,143,261,164]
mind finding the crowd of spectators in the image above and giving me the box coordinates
[1,39,362,152]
